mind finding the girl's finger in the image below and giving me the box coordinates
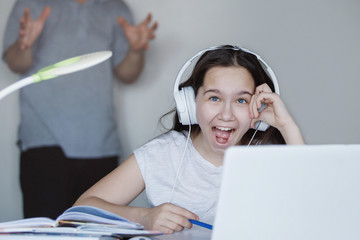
[255,83,272,95]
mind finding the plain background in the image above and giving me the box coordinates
[0,0,359,221]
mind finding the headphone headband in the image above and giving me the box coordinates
[173,45,280,130]
[174,46,280,95]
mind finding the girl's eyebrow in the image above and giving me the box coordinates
[204,89,253,96]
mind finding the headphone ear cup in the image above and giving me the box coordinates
[173,88,188,125]
[174,86,197,125]
[183,87,197,125]
[254,121,269,131]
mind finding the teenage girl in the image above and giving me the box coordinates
[74,45,305,234]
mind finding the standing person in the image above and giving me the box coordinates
[2,0,158,219]
[74,45,305,234]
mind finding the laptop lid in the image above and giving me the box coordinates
[212,145,360,240]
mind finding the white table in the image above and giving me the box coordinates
[154,225,212,240]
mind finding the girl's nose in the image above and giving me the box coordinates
[219,102,235,121]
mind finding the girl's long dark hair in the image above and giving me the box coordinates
[161,45,285,145]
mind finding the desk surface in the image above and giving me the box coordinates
[0,226,211,240]
[0,225,211,240]
[154,225,212,240]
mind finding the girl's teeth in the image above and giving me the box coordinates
[216,127,232,131]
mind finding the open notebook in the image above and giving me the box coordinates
[212,145,360,240]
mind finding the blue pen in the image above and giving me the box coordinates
[189,219,213,230]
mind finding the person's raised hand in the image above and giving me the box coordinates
[117,13,158,52]
[17,6,51,50]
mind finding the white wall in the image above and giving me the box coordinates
[1,0,359,221]
[0,0,22,220]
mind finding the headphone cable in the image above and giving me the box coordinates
[247,125,260,146]
[168,124,192,203]
[168,121,258,203]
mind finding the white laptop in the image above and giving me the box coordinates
[212,145,360,240]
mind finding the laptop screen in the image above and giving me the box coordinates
[212,145,360,240]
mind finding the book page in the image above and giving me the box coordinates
[55,206,143,229]
[0,217,55,228]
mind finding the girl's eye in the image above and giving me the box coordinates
[237,98,247,104]
[210,96,219,102]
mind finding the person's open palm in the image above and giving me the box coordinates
[117,13,158,52]
[18,6,51,50]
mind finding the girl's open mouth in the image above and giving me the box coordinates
[213,127,233,144]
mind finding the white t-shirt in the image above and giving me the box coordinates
[134,131,223,224]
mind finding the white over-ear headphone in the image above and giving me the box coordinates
[173,45,280,131]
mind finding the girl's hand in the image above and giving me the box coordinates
[141,203,199,234]
[249,83,305,144]
[17,6,51,50]
[249,83,293,130]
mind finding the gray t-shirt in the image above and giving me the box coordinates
[2,0,133,158]
[134,131,223,224]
